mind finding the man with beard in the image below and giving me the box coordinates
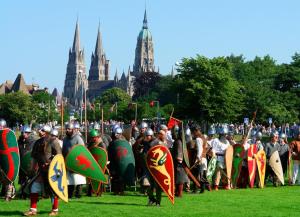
[191,125,210,193]
[132,122,148,191]
[278,133,289,176]
[211,126,231,190]
[62,123,86,199]
[108,127,127,195]
[23,125,62,216]
[172,126,188,197]
[264,131,281,186]
[140,128,156,194]
[18,126,36,199]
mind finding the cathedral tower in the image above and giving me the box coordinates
[132,9,157,77]
[88,25,110,82]
[63,20,88,107]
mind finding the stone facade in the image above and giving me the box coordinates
[132,10,158,77]
[64,9,157,106]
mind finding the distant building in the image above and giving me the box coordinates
[63,20,88,108]
[131,9,158,77]
[0,73,40,95]
[63,9,158,107]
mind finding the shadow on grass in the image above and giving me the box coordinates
[0,211,24,216]
[72,200,146,207]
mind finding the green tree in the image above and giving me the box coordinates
[0,92,37,126]
[176,55,244,123]
[32,91,59,123]
[99,88,131,105]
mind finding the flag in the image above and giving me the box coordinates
[82,103,85,110]
[109,103,116,112]
[149,101,155,107]
[167,117,182,129]
[90,103,95,111]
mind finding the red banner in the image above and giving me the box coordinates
[167,117,182,129]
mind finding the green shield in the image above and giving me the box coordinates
[20,151,32,175]
[110,139,135,185]
[90,147,108,194]
[231,144,245,188]
[0,129,20,182]
[65,145,106,182]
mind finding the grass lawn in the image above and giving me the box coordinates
[1,186,300,217]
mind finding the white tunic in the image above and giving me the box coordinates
[211,138,230,167]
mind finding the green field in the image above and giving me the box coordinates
[1,186,300,217]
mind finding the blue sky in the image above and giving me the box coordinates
[1,0,300,92]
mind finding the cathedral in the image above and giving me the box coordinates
[63,9,158,108]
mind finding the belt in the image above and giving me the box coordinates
[216,153,224,156]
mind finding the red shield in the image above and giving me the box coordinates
[146,145,174,204]
[247,144,257,188]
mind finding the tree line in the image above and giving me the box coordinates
[1,53,299,126]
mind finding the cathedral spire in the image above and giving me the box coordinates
[143,9,148,29]
[95,23,103,56]
[72,20,81,53]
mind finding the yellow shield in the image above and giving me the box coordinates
[48,154,68,202]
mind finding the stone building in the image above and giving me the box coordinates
[0,73,40,95]
[63,9,158,107]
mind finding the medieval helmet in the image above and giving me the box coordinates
[251,130,257,138]
[42,125,51,133]
[270,131,279,138]
[280,133,287,139]
[89,129,99,137]
[115,127,123,135]
[145,128,154,136]
[66,122,75,130]
[51,129,59,137]
[112,124,120,133]
[256,132,263,140]
[74,122,80,129]
[23,126,32,133]
[140,122,148,129]
[160,124,168,131]
[0,119,7,127]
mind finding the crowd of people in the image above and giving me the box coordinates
[0,118,300,216]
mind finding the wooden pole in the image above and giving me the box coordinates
[135,103,137,123]
[170,107,174,118]
[61,95,64,136]
[101,108,104,135]
[84,89,87,143]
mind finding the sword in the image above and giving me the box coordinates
[183,162,201,188]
